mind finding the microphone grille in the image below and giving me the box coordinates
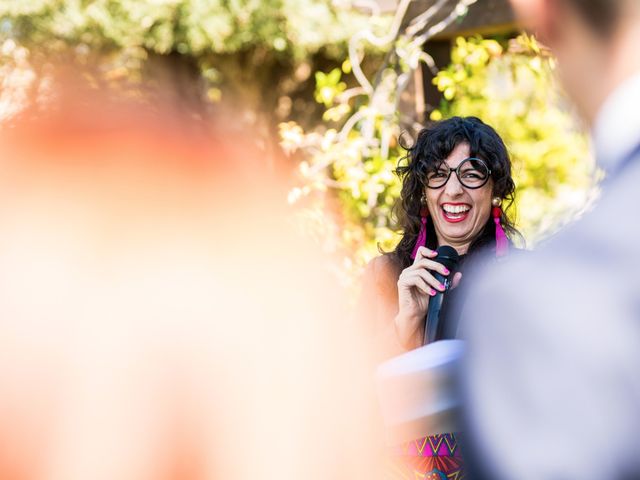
[436,245,459,270]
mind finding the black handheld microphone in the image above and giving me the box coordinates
[423,245,459,345]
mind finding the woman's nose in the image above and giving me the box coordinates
[444,172,464,195]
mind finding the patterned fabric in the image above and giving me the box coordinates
[385,433,464,480]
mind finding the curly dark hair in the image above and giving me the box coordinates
[391,116,521,269]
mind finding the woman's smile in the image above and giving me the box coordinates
[441,202,471,223]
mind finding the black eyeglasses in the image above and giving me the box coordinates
[425,157,492,189]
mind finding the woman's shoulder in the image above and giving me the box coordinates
[365,253,403,290]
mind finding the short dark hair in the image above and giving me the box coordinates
[565,0,625,37]
[391,116,520,269]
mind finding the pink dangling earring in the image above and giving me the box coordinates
[410,199,429,259]
[492,197,509,257]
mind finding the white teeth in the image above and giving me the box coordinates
[442,204,470,214]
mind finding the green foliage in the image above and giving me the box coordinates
[0,0,390,138]
[281,88,406,274]
[314,68,346,107]
[0,0,380,58]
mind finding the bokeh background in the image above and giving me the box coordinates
[0,0,599,291]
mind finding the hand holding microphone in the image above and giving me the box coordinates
[423,246,460,344]
[395,246,461,349]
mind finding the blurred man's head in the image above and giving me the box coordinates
[510,0,640,125]
[0,62,382,480]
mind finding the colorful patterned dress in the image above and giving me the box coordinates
[361,255,479,480]
[386,433,464,479]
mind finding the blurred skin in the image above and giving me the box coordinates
[510,0,640,127]
[0,69,382,480]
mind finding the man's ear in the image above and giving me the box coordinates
[510,0,558,45]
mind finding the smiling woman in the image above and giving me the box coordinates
[358,116,521,479]
[363,116,520,351]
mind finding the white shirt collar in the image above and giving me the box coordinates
[593,71,640,172]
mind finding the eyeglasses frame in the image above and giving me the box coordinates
[425,157,492,190]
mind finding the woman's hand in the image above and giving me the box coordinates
[394,246,461,349]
